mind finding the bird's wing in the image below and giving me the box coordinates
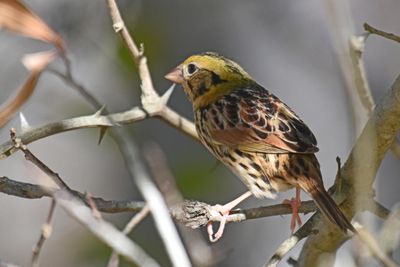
[204,86,318,154]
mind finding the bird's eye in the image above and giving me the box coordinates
[187,63,198,75]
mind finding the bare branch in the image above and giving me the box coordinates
[0,104,197,160]
[107,205,151,267]
[9,131,160,267]
[171,199,318,229]
[348,28,400,159]
[379,203,400,255]
[31,199,56,267]
[0,176,145,213]
[104,1,192,266]
[264,225,319,267]
[354,223,399,267]
[105,0,155,99]
[0,174,331,227]
[122,205,151,234]
[368,201,391,220]
[10,128,70,190]
[54,190,160,267]
[144,144,216,266]
[348,33,374,115]
[325,0,369,134]
[116,134,191,267]
[364,23,400,44]
[297,73,400,266]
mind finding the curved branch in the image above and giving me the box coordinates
[297,74,400,266]
[0,101,197,159]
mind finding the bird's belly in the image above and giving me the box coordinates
[209,144,294,199]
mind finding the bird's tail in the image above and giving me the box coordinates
[307,186,355,233]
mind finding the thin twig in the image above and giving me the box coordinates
[0,175,323,222]
[0,176,145,213]
[349,33,375,115]
[354,222,399,267]
[348,29,400,159]
[144,143,217,266]
[107,204,151,267]
[105,0,155,99]
[364,23,400,44]
[31,199,56,267]
[368,201,391,220]
[10,128,70,190]
[122,205,150,234]
[10,131,160,267]
[46,68,104,110]
[379,203,400,255]
[55,190,160,267]
[264,225,318,267]
[105,1,191,266]
[116,134,191,267]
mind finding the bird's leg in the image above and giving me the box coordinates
[207,191,252,242]
[282,186,302,232]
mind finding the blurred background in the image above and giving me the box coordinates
[0,0,399,266]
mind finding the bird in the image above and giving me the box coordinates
[165,52,354,242]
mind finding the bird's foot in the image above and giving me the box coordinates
[283,187,302,232]
[207,204,230,242]
[207,191,252,242]
[282,197,302,232]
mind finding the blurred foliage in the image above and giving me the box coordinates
[173,159,226,199]
[116,17,169,81]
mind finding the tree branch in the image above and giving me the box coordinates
[297,73,400,266]
[0,176,145,213]
[0,175,320,222]
[353,223,399,267]
[9,130,160,267]
[105,1,191,266]
[107,205,151,267]
[31,199,56,267]
[144,143,216,266]
[364,23,400,44]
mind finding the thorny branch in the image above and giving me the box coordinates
[105,1,191,266]
[0,1,399,266]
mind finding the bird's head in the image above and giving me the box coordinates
[165,52,254,109]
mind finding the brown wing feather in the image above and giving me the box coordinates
[205,86,318,154]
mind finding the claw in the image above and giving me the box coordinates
[207,213,229,242]
[206,191,252,242]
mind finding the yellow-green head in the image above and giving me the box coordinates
[165,52,255,109]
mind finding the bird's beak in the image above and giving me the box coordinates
[165,64,184,84]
